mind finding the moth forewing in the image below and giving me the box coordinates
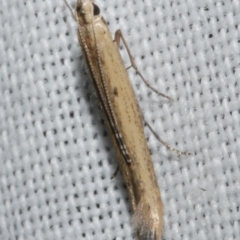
[74,0,164,239]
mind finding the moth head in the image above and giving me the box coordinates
[76,0,100,24]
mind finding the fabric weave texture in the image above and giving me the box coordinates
[0,0,240,239]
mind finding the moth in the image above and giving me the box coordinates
[64,0,189,239]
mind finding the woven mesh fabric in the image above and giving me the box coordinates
[1,0,240,239]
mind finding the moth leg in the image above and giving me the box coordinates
[144,120,191,156]
[110,166,119,179]
[114,29,173,101]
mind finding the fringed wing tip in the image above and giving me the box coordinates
[131,197,164,240]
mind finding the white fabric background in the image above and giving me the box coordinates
[1,0,240,239]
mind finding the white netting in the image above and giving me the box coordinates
[0,0,240,239]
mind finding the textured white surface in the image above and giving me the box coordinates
[1,0,240,239]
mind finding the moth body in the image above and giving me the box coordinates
[74,0,164,238]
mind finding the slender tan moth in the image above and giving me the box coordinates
[64,0,189,239]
